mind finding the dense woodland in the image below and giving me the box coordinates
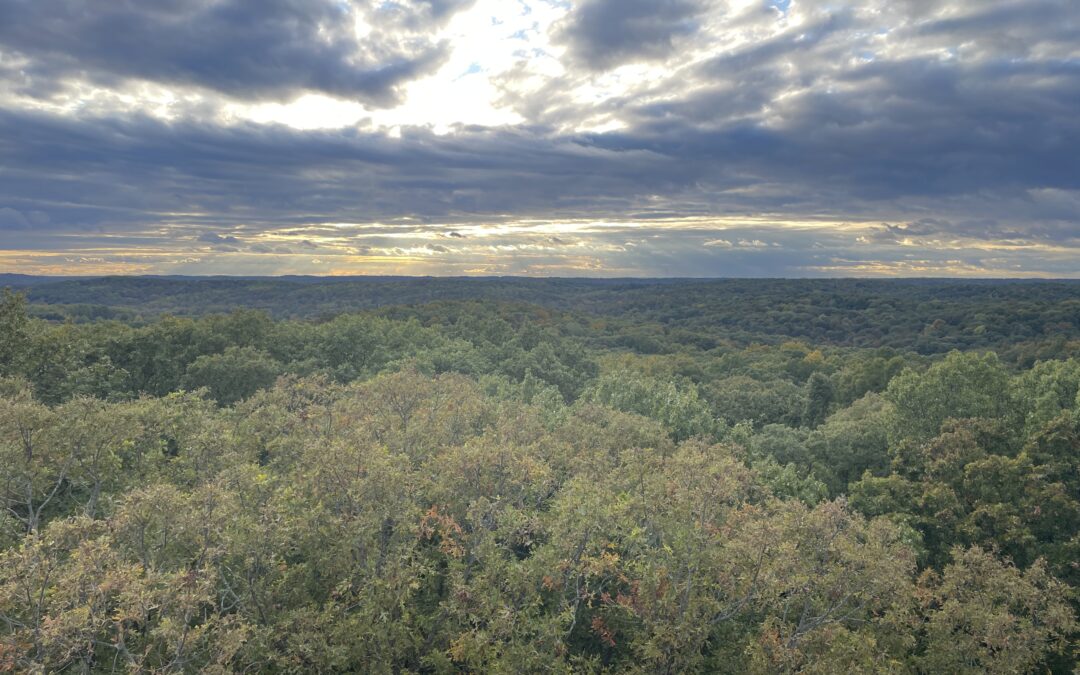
[1,277,1079,673]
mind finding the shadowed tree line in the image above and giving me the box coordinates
[13,276,1080,363]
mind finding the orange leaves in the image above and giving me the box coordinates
[590,615,616,648]
[418,506,465,558]
[0,642,25,673]
[585,548,622,577]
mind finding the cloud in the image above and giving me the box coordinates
[199,233,242,245]
[0,207,31,229]
[0,0,473,104]
[0,108,685,233]
[555,0,709,70]
[0,207,48,230]
[0,0,1077,277]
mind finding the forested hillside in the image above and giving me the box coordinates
[1,279,1078,673]
[20,276,1080,359]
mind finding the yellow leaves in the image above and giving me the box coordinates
[110,604,142,625]
[448,634,470,663]
[581,546,623,580]
[780,340,811,356]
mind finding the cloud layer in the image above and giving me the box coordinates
[0,0,476,104]
[0,0,1077,276]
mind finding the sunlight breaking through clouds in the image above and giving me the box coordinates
[0,0,1077,277]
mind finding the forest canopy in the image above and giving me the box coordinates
[1,278,1078,673]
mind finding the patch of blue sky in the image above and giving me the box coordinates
[769,0,791,15]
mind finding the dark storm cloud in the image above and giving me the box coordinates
[0,0,470,104]
[554,0,710,70]
[0,108,689,234]
[1,83,1077,254]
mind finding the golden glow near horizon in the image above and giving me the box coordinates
[3,217,1077,278]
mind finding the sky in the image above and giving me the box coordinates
[0,0,1077,278]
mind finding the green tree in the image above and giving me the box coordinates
[0,290,30,377]
[0,381,61,533]
[915,547,1077,674]
[803,371,834,428]
[705,375,805,429]
[805,393,892,494]
[886,351,1015,444]
[587,369,718,442]
[183,346,282,405]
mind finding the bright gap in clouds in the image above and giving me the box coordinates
[236,0,570,132]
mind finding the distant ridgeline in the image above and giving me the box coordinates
[7,275,1080,358]
[1,276,1079,672]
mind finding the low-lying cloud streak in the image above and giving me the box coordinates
[0,0,1077,277]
